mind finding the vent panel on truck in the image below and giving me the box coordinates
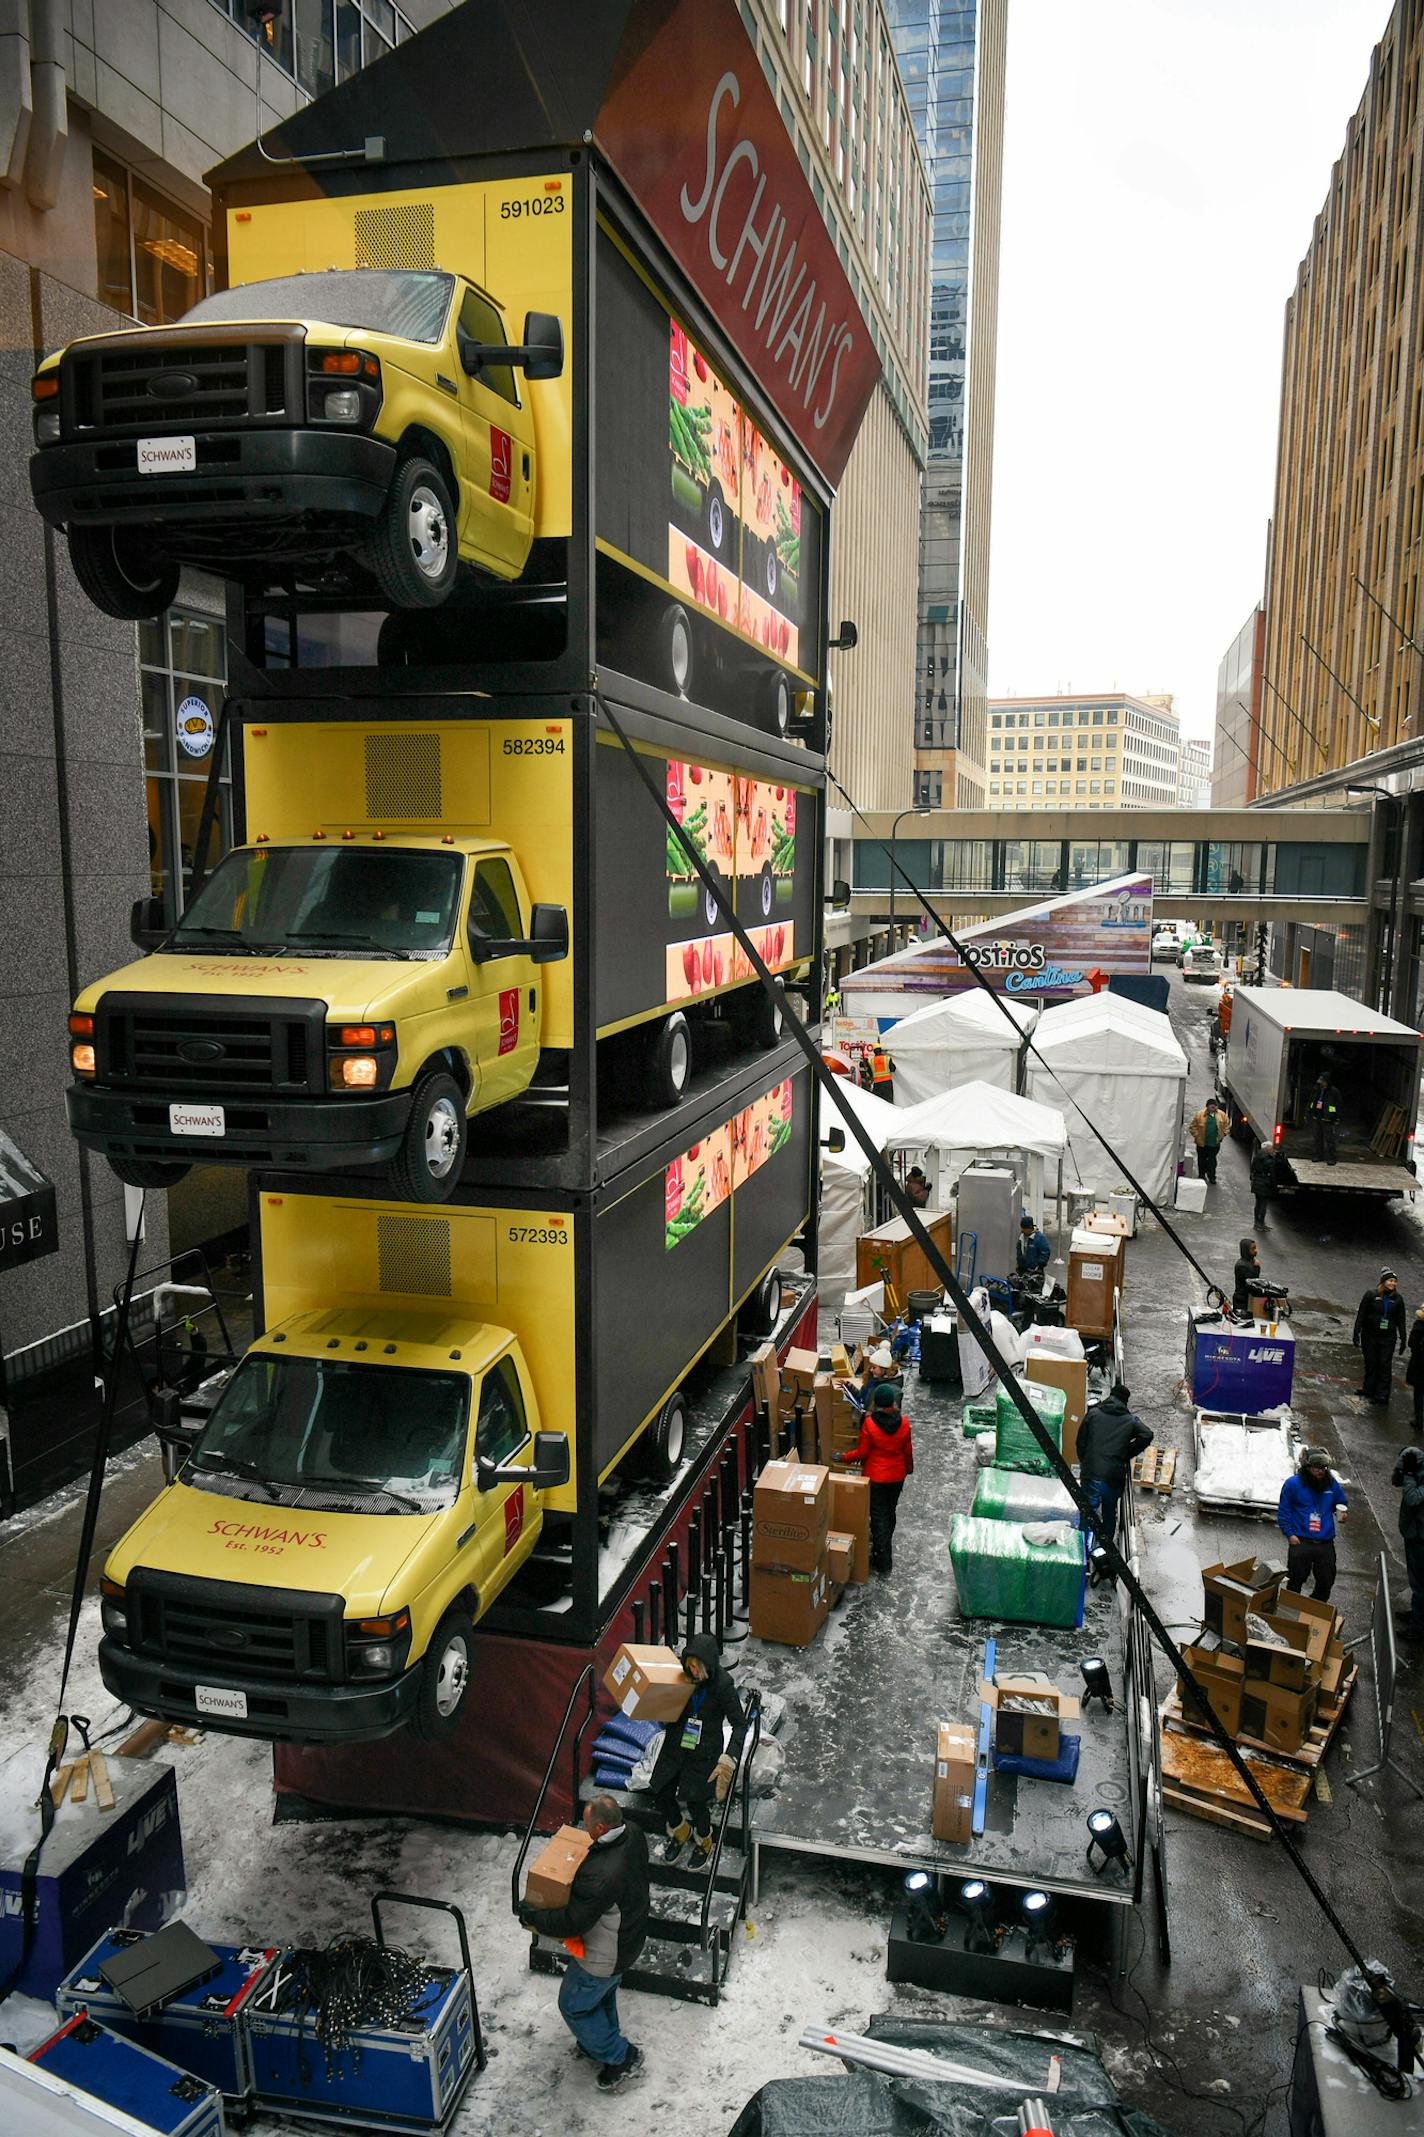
[377,1213,453,1297]
[354,201,437,271]
[364,732,443,820]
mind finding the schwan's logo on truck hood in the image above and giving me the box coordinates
[106,1481,446,1617]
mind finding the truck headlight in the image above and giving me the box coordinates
[346,1609,411,1679]
[101,1577,127,1639]
[34,409,60,446]
[322,389,361,422]
[326,1022,396,1091]
[69,1011,95,1077]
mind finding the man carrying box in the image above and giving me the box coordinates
[517,1794,650,2091]
[649,1633,748,1865]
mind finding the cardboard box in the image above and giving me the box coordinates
[828,1343,853,1378]
[1269,1589,1339,1669]
[523,1824,592,1910]
[753,1458,831,1573]
[829,1472,871,1582]
[1025,1353,1089,1466]
[978,1673,1081,1762]
[814,1377,865,1465]
[1239,1679,1319,1754]
[784,1347,820,1391]
[931,1722,977,1843]
[1202,1557,1284,1646]
[827,1530,854,1586]
[1082,1211,1128,1291]
[1179,1642,1246,1735]
[1319,1636,1348,1699]
[1067,1236,1118,1338]
[749,1563,829,1646]
[749,1341,781,1414]
[603,1643,691,1723]
[1244,1616,1312,1691]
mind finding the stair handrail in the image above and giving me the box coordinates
[699,1690,761,1951]
[510,1661,598,1914]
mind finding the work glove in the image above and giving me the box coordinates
[515,1900,536,1928]
[712,1753,737,1802]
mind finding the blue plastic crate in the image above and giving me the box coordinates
[58,1927,279,2101]
[30,2013,224,2134]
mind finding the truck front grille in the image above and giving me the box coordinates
[98,994,326,1094]
[128,1572,344,1684]
[69,340,292,433]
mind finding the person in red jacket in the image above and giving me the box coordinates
[841,1382,914,1574]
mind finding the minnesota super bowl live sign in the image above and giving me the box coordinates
[0,1130,58,1273]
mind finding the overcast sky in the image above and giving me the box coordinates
[987,0,1391,744]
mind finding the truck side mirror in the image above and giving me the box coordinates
[477,1430,570,1493]
[823,1126,846,1153]
[830,878,851,909]
[458,311,564,384]
[131,895,167,951]
[529,903,568,964]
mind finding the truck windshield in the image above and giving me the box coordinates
[182,269,455,344]
[191,1354,469,1512]
[169,846,463,958]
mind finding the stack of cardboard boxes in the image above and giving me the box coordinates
[1178,1557,1348,1754]
[749,1458,831,1645]
[747,1340,871,1466]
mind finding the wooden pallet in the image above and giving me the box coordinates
[1371,1103,1409,1160]
[1134,1447,1177,1493]
[1159,1731,1313,1837]
[1160,1661,1356,1774]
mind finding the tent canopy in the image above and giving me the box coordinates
[883,990,1039,1103]
[887,1081,1067,1157]
[1025,995,1187,1205]
[1031,993,1187,1070]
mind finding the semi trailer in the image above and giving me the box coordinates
[1216,986,1421,1197]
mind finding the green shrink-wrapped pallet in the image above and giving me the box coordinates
[962,1399,998,1439]
[948,1513,1086,1628]
[993,1377,1066,1475]
[971,1465,1079,1528]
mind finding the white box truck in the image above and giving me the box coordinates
[1216,986,1421,1195]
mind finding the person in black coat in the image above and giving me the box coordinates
[649,1632,747,1864]
[1392,1445,1424,1638]
[1076,1382,1153,1543]
[1308,1071,1343,1163]
[1250,1145,1295,1228]
[518,1794,650,2089]
[1407,1306,1424,1438]
[1354,1268,1407,1404]
[1232,1236,1261,1316]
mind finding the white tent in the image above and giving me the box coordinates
[883,991,1039,1103]
[885,1080,1069,1224]
[816,1081,902,1309]
[1025,995,1188,1206]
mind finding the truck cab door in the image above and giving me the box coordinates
[453,287,536,578]
[472,1353,540,1600]
[465,857,541,1110]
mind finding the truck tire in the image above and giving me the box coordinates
[757,861,775,919]
[646,1389,688,1483]
[108,1156,189,1190]
[740,982,784,1049]
[706,479,729,559]
[391,1070,468,1202]
[410,1610,472,1740]
[764,542,778,600]
[762,669,791,737]
[645,1013,692,1108]
[654,603,695,699]
[740,1268,781,1338]
[68,527,180,621]
[369,455,458,610]
[701,861,726,932]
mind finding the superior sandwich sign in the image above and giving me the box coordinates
[598,0,882,489]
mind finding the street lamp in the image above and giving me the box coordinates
[887,805,931,946]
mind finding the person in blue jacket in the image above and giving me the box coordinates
[1016,1214,1051,1277]
[1277,1447,1348,1602]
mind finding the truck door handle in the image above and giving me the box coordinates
[436,374,458,396]
[522,452,530,480]
[456,1524,476,1549]
[448,985,469,1001]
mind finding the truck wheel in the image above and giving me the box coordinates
[108,1156,189,1190]
[369,455,458,610]
[764,543,779,600]
[741,982,784,1049]
[654,604,695,699]
[762,670,791,737]
[739,1268,782,1338]
[758,862,775,920]
[646,1390,688,1483]
[706,480,728,559]
[701,862,725,932]
[646,1013,692,1108]
[410,1610,472,1741]
[392,1070,468,1202]
[68,527,179,621]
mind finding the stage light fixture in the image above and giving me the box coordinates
[903,1869,946,1944]
[958,1877,999,1955]
[1086,1809,1129,1873]
[1080,1656,1115,1711]
[1020,1888,1057,1958]
[1087,1543,1114,1588]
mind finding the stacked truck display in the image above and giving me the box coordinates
[35,0,876,1797]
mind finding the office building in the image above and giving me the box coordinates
[1213,606,1265,807]
[744,0,932,813]
[888,0,1007,812]
[987,693,1183,812]
[1177,737,1212,810]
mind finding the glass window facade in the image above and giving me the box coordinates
[141,612,231,923]
[93,151,209,324]
[212,0,412,97]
